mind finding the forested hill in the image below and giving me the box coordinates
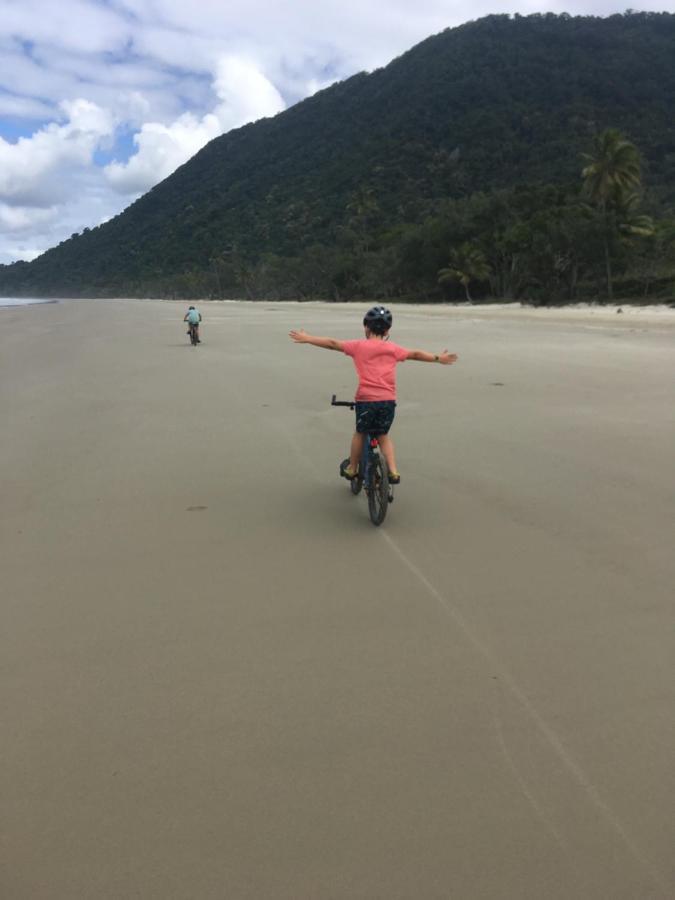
[3,12,675,303]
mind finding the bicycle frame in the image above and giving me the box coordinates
[331,394,393,525]
[358,434,380,491]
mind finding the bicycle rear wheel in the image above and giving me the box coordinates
[367,451,389,526]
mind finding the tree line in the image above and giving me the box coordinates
[152,130,674,305]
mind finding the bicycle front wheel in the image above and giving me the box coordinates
[367,452,389,526]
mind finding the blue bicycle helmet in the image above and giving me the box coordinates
[363,305,392,335]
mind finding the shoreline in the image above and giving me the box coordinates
[6,297,675,333]
[0,297,59,308]
[4,294,675,320]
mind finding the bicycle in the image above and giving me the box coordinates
[331,395,394,526]
[188,322,200,346]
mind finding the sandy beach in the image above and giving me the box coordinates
[2,298,674,899]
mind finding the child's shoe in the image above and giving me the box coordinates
[388,471,401,484]
[339,459,357,480]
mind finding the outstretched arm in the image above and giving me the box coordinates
[289,329,344,352]
[407,349,458,365]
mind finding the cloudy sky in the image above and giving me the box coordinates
[0,0,671,264]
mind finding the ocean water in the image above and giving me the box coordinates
[0,297,58,308]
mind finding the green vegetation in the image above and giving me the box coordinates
[2,11,675,303]
[438,243,491,302]
[581,128,654,300]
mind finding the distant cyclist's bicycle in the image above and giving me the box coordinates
[188,323,200,346]
[331,395,394,526]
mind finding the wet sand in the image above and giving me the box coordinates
[2,299,674,899]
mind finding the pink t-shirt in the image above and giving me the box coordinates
[341,339,409,401]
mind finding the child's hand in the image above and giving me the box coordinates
[289,329,309,343]
[439,351,458,365]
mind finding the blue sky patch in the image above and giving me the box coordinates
[0,117,44,142]
[94,128,137,166]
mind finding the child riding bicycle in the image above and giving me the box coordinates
[289,306,458,483]
[184,305,202,342]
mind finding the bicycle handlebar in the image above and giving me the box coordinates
[331,394,356,409]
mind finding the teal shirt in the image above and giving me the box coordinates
[186,309,201,324]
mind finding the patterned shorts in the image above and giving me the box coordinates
[355,401,396,435]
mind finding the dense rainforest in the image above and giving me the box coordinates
[2,11,675,304]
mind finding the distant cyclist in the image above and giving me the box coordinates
[289,306,458,484]
[184,305,202,343]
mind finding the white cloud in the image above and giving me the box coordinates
[0,241,44,262]
[104,112,221,194]
[0,92,55,121]
[0,0,129,55]
[104,55,285,195]
[0,202,56,232]
[212,57,286,129]
[0,98,114,206]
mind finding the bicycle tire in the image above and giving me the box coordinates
[367,452,389,526]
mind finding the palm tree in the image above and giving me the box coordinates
[438,243,491,302]
[616,191,654,239]
[581,129,643,300]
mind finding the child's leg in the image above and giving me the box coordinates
[349,432,365,472]
[377,434,398,475]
